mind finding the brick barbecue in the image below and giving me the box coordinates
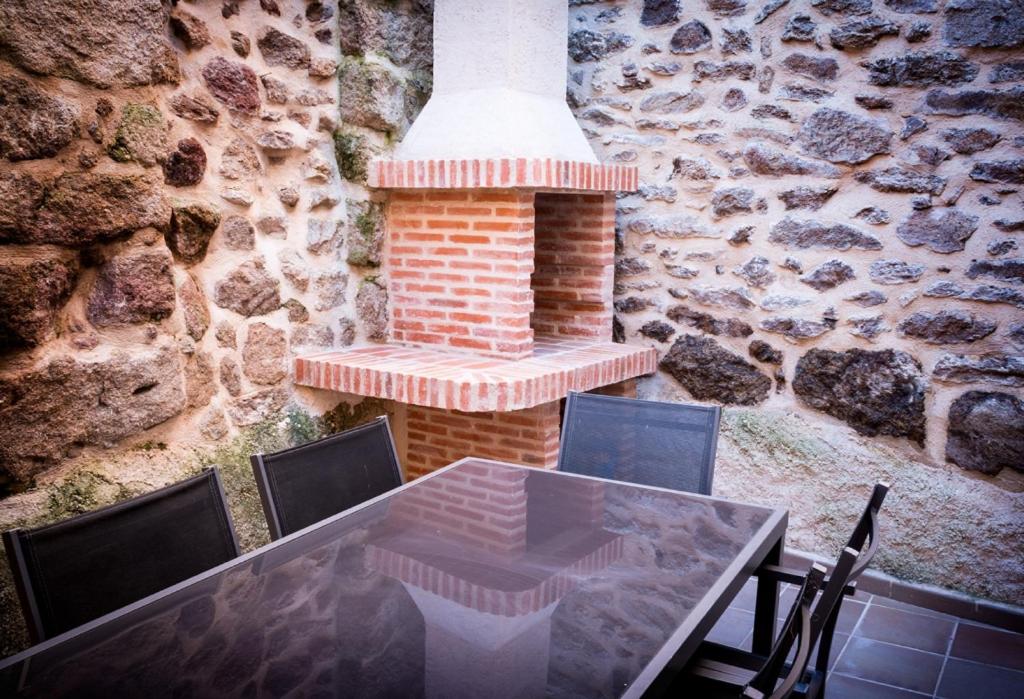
[295,0,655,478]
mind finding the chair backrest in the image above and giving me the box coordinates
[843,482,890,583]
[250,415,403,540]
[558,391,721,495]
[2,468,239,643]
[745,560,831,699]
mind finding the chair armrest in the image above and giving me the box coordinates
[754,564,857,597]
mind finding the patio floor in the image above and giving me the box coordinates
[710,580,1024,698]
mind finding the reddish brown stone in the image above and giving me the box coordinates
[86,247,176,327]
[202,57,260,114]
[163,138,207,187]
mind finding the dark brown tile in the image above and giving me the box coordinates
[951,623,1024,672]
[870,594,959,621]
[834,637,944,694]
[937,658,1024,699]
[826,673,931,699]
[856,603,956,654]
[890,580,977,620]
[707,607,754,648]
[973,600,1024,635]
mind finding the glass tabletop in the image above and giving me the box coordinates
[0,459,784,699]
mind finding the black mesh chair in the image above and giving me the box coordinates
[558,391,721,495]
[679,554,851,698]
[3,468,239,643]
[250,416,404,540]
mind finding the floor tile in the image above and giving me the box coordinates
[729,579,758,613]
[834,637,944,695]
[826,673,931,699]
[706,607,754,649]
[870,594,958,622]
[950,622,1024,672]
[856,603,956,654]
[936,658,1024,699]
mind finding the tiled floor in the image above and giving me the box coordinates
[708,580,1024,698]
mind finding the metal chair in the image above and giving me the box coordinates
[680,553,853,698]
[749,482,890,698]
[558,391,721,495]
[3,468,239,643]
[250,416,404,540]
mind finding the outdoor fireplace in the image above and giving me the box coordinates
[295,0,655,478]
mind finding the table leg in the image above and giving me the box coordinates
[752,537,783,656]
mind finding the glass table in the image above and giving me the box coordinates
[0,458,787,698]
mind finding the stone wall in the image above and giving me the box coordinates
[566,0,1023,601]
[0,0,432,496]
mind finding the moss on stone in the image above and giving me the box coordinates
[0,400,393,657]
[333,129,369,183]
[107,103,165,164]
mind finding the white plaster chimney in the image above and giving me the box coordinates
[394,0,599,164]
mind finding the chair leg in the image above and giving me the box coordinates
[813,601,842,698]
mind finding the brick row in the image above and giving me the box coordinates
[369,158,639,192]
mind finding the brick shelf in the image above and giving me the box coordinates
[369,158,638,192]
[293,336,657,413]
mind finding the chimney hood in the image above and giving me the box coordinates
[395,0,597,163]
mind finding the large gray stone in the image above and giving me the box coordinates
[0,248,79,351]
[688,285,755,310]
[945,391,1024,475]
[626,215,719,239]
[862,51,977,87]
[568,30,633,62]
[0,0,179,88]
[167,204,221,266]
[761,317,834,342]
[811,0,873,14]
[214,259,281,317]
[924,280,1024,308]
[346,200,385,267]
[797,108,893,164]
[777,186,837,211]
[793,348,927,445]
[641,0,681,26]
[638,90,705,114]
[2,172,169,247]
[0,75,79,161]
[970,159,1024,184]
[338,0,432,70]
[692,60,756,82]
[338,58,408,133]
[869,259,926,284]
[782,53,839,81]
[896,209,979,253]
[769,217,881,250]
[86,247,175,327]
[942,128,1001,154]
[669,20,712,54]
[854,167,946,195]
[666,306,754,337]
[967,258,1024,285]
[660,335,771,405]
[256,27,310,69]
[732,256,776,289]
[934,354,1024,387]
[242,323,288,385]
[742,142,841,178]
[923,87,1024,122]
[830,15,901,49]
[356,279,388,341]
[897,310,997,344]
[0,345,186,484]
[711,188,755,218]
[943,0,1024,49]
[799,259,856,291]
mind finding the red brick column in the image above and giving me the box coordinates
[405,401,561,478]
[531,192,615,341]
[388,189,536,359]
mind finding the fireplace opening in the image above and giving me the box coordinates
[530,192,616,344]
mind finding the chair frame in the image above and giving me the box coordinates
[3,468,238,644]
[250,415,404,541]
[686,548,860,699]
[558,390,722,496]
